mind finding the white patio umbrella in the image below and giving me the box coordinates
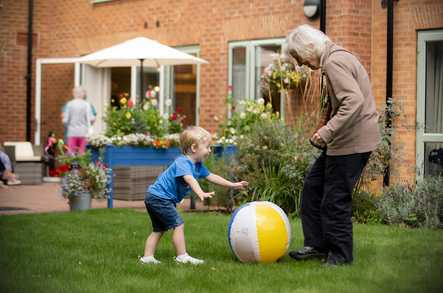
[79,37,208,99]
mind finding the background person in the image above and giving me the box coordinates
[62,87,95,155]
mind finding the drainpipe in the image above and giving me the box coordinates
[26,0,34,142]
[320,0,326,33]
[383,0,395,186]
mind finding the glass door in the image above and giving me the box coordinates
[164,47,201,127]
[416,30,443,178]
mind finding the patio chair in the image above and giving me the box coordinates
[3,142,44,184]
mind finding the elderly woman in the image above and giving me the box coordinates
[285,25,380,266]
[63,87,95,155]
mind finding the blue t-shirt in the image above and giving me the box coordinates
[147,155,210,203]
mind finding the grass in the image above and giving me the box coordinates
[0,209,442,293]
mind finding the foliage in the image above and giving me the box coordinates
[202,153,237,211]
[59,151,108,200]
[104,98,165,137]
[261,59,311,93]
[352,191,381,224]
[96,95,183,149]
[166,111,185,134]
[376,176,443,229]
[356,97,400,193]
[88,133,180,149]
[233,118,318,215]
[216,98,279,145]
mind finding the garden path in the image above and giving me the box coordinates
[0,183,207,215]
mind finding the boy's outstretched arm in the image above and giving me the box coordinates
[206,174,248,189]
[183,175,214,201]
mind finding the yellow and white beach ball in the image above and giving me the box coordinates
[228,201,291,263]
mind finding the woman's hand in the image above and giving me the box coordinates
[310,132,326,149]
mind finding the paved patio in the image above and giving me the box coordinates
[0,183,208,216]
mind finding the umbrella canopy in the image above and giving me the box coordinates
[79,37,208,67]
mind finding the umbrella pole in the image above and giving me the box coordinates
[139,59,144,104]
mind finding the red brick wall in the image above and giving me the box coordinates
[371,0,443,185]
[0,0,29,143]
[2,0,442,184]
[1,0,374,140]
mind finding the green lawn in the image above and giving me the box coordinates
[0,209,442,293]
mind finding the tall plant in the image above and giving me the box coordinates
[233,119,318,215]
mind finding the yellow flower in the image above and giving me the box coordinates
[125,112,132,119]
[120,98,127,105]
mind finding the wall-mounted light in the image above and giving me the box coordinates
[304,0,320,19]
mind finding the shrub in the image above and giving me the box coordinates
[352,191,381,224]
[201,154,236,211]
[414,176,443,228]
[104,99,183,139]
[377,177,443,228]
[233,119,318,216]
[216,99,279,145]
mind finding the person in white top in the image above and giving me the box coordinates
[63,87,94,154]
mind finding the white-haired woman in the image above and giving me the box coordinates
[63,87,94,154]
[285,25,380,266]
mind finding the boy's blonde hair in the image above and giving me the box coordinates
[180,126,211,155]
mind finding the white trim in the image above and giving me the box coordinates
[130,65,137,104]
[35,60,42,145]
[159,65,165,115]
[74,62,81,86]
[416,29,443,179]
[36,57,80,64]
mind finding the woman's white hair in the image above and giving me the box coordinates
[285,24,331,61]
[73,86,87,99]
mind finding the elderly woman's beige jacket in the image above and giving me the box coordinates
[317,43,381,156]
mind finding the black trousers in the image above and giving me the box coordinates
[300,151,370,263]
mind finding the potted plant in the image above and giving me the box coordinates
[60,151,108,211]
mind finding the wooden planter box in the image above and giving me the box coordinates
[91,145,181,204]
[112,166,165,200]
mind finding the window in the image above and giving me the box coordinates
[416,30,443,178]
[228,38,285,115]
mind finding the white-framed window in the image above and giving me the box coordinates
[228,38,285,116]
[416,29,443,179]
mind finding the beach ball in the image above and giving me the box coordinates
[228,201,291,263]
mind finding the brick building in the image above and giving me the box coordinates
[1,0,442,184]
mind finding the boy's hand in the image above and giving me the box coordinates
[231,181,249,189]
[198,191,215,201]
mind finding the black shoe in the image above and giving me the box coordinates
[289,246,327,260]
[323,253,351,267]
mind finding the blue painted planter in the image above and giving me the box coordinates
[100,145,181,167]
[90,145,181,208]
[213,144,237,159]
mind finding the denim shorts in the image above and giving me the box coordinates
[144,193,184,232]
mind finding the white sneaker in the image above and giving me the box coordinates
[139,256,161,264]
[7,179,21,186]
[175,253,204,265]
